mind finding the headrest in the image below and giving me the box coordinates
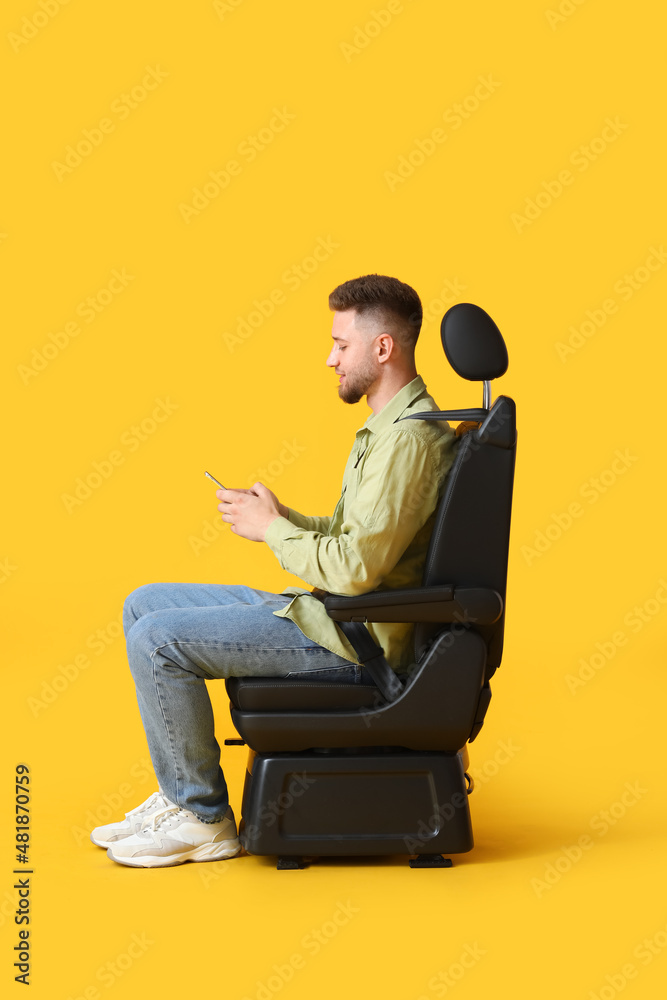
[441,303,508,381]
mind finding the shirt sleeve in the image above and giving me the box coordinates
[285,507,332,536]
[264,428,452,596]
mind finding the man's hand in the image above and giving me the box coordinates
[217,483,286,542]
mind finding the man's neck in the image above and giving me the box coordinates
[366,369,419,415]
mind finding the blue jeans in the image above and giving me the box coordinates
[123,582,362,822]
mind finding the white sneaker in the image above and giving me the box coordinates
[106,803,241,867]
[90,790,172,848]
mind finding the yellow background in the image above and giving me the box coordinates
[2,0,666,997]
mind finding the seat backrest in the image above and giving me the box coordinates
[414,395,516,674]
[404,303,517,675]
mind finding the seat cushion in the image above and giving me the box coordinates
[226,676,383,711]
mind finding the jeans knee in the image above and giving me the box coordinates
[123,593,138,637]
[123,583,162,636]
[125,612,163,676]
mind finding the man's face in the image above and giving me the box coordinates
[326,309,381,404]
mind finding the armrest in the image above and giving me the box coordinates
[323,585,503,625]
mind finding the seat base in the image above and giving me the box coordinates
[239,747,474,858]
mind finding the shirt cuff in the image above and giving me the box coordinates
[264,515,296,557]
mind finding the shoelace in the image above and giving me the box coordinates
[125,790,169,818]
[142,804,185,832]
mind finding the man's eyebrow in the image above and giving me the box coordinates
[331,336,348,343]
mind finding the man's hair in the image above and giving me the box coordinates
[328,274,422,353]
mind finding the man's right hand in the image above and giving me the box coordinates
[260,485,289,519]
[224,486,288,519]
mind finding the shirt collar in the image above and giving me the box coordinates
[360,375,430,436]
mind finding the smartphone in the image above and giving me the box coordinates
[204,471,226,490]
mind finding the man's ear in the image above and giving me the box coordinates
[376,333,395,362]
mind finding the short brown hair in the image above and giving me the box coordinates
[328,274,422,352]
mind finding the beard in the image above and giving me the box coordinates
[338,356,380,404]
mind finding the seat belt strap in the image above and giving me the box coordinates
[335,619,404,702]
[310,589,403,702]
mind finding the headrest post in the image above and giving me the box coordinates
[483,380,492,410]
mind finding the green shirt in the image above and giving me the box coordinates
[263,375,457,672]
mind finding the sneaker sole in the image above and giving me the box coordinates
[106,839,241,868]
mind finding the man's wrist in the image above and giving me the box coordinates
[262,513,282,540]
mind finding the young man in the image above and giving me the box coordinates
[92,274,457,867]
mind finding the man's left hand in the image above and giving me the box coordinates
[217,482,281,542]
